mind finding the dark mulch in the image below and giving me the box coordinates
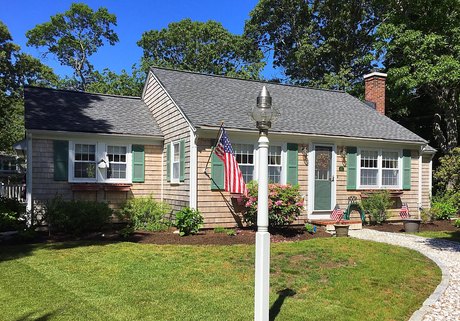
[0,226,331,246]
[129,227,331,245]
[365,220,458,233]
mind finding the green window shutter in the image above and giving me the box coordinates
[53,140,68,181]
[211,152,224,190]
[180,139,185,182]
[347,146,357,190]
[132,145,145,183]
[286,143,298,185]
[166,144,171,182]
[402,149,411,190]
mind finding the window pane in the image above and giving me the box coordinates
[240,165,253,183]
[173,143,180,162]
[382,151,398,169]
[173,162,180,180]
[382,169,398,186]
[361,150,378,168]
[360,169,378,186]
[233,144,254,165]
[269,166,281,183]
[108,164,126,179]
[74,162,96,178]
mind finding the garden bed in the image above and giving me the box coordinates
[0,226,331,246]
[365,220,458,233]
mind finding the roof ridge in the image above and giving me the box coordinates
[150,66,346,94]
[25,85,141,100]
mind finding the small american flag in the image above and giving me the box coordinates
[400,203,410,219]
[331,204,344,222]
[214,128,248,196]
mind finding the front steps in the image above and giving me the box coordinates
[310,219,363,232]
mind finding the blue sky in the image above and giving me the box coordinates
[1,0,280,79]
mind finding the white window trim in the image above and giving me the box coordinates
[357,148,402,189]
[170,141,181,184]
[232,141,287,184]
[69,140,132,184]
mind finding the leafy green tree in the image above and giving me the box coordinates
[138,19,264,79]
[0,21,57,152]
[26,3,118,91]
[244,0,388,91]
[378,0,460,153]
[86,65,145,96]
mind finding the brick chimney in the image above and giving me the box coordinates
[364,71,387,115]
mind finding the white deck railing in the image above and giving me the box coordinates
[0,184,26,202]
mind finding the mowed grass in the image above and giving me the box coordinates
[0,238,440,321]
[416,230,460,243]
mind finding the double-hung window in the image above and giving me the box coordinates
[74,143,97,179]
[358,148,401,188]
[233,143,254,183]
[70,142,131,183]
[268,146,282,183]
[107,145,127,179]
[171,142,180,183]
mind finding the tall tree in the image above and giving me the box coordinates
[378,0,460,153]
[26,3,118,91]
[86,65,145,96]
[245,0,388,91]
[0,21,57,152]
[137,19,264,79]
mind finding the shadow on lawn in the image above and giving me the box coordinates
[14,309,59,321]
[0,240,118,262]
[269,288,296,321]
[424,233,460,252]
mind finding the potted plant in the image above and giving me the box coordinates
[331,205,349,237]
[400,203,422,233]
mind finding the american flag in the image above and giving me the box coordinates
[331,204,344,222]
[214,128,248,196]
[400,203,410,219]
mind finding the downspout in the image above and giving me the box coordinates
[161,146,164,203]
[26,132,33,226]
[189,128,198,209]
[418,152,423,218]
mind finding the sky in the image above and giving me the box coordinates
[1,0,280,79]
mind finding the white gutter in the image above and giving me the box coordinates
[26,132,33,225]
[161,147,164,203]
[195,126,427,147]
[189,128,198,209]
[28,129,163,142]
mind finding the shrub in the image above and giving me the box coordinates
[119,196,172,231]
[174,207,203,236]
[0,197,26,232]
[226,229,236,236]
[305,223,317,234]
[44,196,112,235]
[431,195,457,220]
[242,181,303,227]
[214,226,226,233]
[454,219,460,228]
[420,208,434,224]
[361,191,391,224]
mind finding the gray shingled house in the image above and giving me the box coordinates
[23,68,435,228]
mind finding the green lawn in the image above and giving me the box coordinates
[416,230,460,243]
[0,238,440,321]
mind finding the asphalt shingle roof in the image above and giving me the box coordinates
[25,86,163,137]
[152,67,427,143]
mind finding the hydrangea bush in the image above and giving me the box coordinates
[242,181,304,227]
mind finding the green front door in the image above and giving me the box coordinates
[314,146,332,210]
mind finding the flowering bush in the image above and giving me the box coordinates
[242,181,304,227]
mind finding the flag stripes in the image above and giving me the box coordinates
[214,128,248,196]
[331,204,344,222]
[400,203,410,219]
